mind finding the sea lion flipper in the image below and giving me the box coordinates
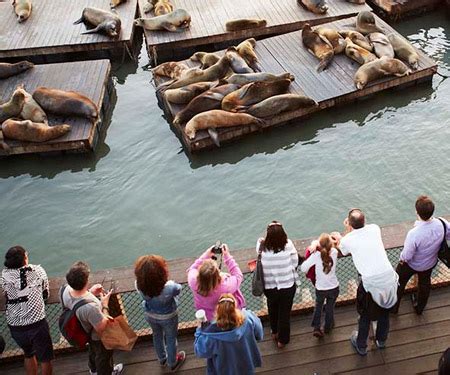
[207,128,221,147]
[81,25,102,35]
[318,34,333,48]
[160,22,178,32]
[73,16,84,25]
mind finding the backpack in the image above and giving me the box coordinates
[58,285,95,348]
[251,243,265,297]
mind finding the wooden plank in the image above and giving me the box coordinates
[368,0,442,20]
[0,0,137,61]
[0,60,111,156]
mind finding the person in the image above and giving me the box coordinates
[0,334,5,355]
[134,255,186,372]
[257,221,299,348]
[439,348,450,375]
[1,246,54,375]
[394,196,450,315]
[339,209,399,356]
[300,233,340,337]
[194,293,263,374]
[61,261,123,375]
[187,244,245,321]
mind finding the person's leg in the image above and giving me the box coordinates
[415,266,434,314]
[393,262,415,312]
[91,340,114,375]
[375,308,390,344]
[311,289,326,331]
[324,287,339,333]
[32,319,54,375]
[277,284,296,345]
[356,313,371,349]
[24,357,38,375]
[88,342,97,373]
[40,361,53,375]
[148,318,167,364]
[9,325,38,375]
[264,288,280,338]
[162,316,179,368]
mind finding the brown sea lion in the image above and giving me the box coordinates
[74,7,121,38]
[222,78,291,112]
[33,87,98,119]
[164,81,219,104]
[110,0,127,8]
[338,30,373,52]
[190,52,221,69]
[173,84,240,126]
[185,110,264,140]
[1,119,71,143]
[226,47,253,74]
[387,33,419,70]
[134,9,191,32]
[154,0,174,16]
[354,57,411,89]
[225,19,267,32]
[0,89,25,123]
[346,0,365,3]
[236,38,261,72]
[302,23,334,72]
[243,94,317,118]
[0,61,34,79]
[13,0,32,23]
[316,27,346,54]
[225,72,295,85]
[356,11,383,35]
[344,37,377,65]
[369,32,395,58]
[298,0,328,14]
[15,85,48,124]
[152,61,189,80]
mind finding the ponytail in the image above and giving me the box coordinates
[318,233,333,275]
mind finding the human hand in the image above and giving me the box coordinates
[100,289,112,308]
[204,246,216,258]
[310,240,320,252]
[222,243,230,257]
[89,284,104,297]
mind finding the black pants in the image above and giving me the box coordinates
[395,261,434,314]
[264,284,296,345]
[88,339,114,375]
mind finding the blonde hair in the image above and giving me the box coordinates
[197,259,221,297]
[319,233,334,275]
[215,294,245,330]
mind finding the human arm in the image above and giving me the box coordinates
[92,290,113,335]
[222,245,244,291]
[300,252,317,273]
[187,247,214,288]
[400,230,416,264]
[286,240,299,270]
[194,329,215,359]
[37,266,50,301]
[167,280,182,297]
[250,311,264,341]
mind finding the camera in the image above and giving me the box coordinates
[212,240,223,255]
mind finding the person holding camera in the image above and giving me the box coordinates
[187,243,245,321]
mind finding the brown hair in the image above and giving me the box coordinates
[416,195,434,221]
[215,293,245,330]
[319,233,334,275]
[197,259,221,297]
[134,255,168,297]
[66,261,90,291]
[348,209,365,229]
[263,221,288,253]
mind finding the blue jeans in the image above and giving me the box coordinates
[145,315,179,367]
[311,286,339,331]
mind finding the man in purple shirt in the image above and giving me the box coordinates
[394,196,450,315]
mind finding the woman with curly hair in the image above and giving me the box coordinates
[135,255,186,372]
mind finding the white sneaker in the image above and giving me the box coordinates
[112,364,124,375]
[89,371,97,375]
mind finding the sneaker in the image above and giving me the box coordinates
[112,364,124,375]
[313,329,324,338]
[277,341,286,349]
[350,331,367,356]
[159,358,167,366]
[375,340,386,349]
[170,351,186,372]
[411,294,423,315]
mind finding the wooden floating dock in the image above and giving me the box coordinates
[0,0,138,62]
[139,0,371,63]
[368,0,442,20]
[0,59,112,156]
[154,13,437,153]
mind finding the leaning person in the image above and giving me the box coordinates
[394,196,450,315]
[187,244,245,321]
[194,293,263,374]
[61,261,123,375]
[1,246,54,375]
[257,221,299,348]
[135,255,186,372]
[340,209,398,355]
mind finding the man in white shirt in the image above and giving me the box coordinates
[340,209,398,356]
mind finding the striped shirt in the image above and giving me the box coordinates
[256,239,299,290]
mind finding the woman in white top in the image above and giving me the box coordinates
[256,221,299,348]
[300,233,340,337]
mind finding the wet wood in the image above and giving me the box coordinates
[368,0,442,19]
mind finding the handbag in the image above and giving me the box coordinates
[100,315,138,351]
[437,218,450,268]
[251,244,265,297]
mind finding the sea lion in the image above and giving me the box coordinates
[356,11,382,35]
[0,89,25,123]
[185,110,264,140]
[226,47,253,74]
[316,27,346,54]
[344,37,377,65]
[173,84,240,125]
[152,61,189,80]
[164,81,218,104]
[346,0,365,3]
[190,52,221,69]
[369,32,395,58]
[302,23,334,72]
[298,0,328,14]
[33,87,98,120]
[225,72,295,85]
[243,94,317,118]
[0,61,34,79]
[338,30,373,52]
[110,0,126,8]
[222,78,291,112]
[354,57,411,89]
[154,0,174,16]
[134,9,191,32]
[74,7,122,38]
[15,85,48,124]
[387,33,419,70]
[225,19,267,32]
[236,38,261,72]
[13,0,32,23]
[1,119,71,143]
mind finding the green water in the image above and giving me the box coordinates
[0,12,449,276]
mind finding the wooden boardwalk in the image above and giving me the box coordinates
[154,13,437,153]
[0,0,138,61]
[0,60,112,156]
[139,0,371,63]
[368,0,441,19]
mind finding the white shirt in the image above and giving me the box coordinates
[340,224,393,278]
[300,248,339,291]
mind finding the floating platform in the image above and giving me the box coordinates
[154,14,437,153]
[139,0,371,63]
[368,0,442,20]
[0,0,138,62]
[0,59,112,156]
